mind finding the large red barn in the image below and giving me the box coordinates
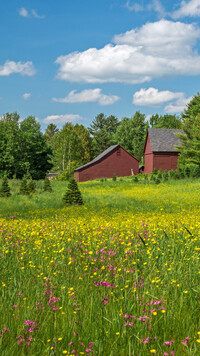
[74,145,139,182]
[144,129,183,174]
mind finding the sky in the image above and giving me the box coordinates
[1,0,200,131]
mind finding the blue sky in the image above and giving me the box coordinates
[1,0,200,130]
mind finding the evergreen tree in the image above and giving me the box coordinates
[176,93,200,167]
[63,178,83,205]
[43,177,53,192]
[20,176,29,195]
[0,176,11,197]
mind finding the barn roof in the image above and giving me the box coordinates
[74,144,139,171]
[147,128,184,152]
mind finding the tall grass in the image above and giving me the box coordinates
[0,177,200,355]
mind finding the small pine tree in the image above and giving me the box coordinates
[28,178,36,194]
[63,178,83,205]
[0,176,11,197]
[163,170,168,181]
[43,177,53,192]
[20,176,29,195]
[155,177,161,184]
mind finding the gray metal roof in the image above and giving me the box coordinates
[148,128,184,152]
[74,145,120,171]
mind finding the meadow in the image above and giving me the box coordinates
[0,177,200,355]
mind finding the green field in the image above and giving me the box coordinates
[0,177,200,355]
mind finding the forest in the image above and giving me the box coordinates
[0,93,200,180]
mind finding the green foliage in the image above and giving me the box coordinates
[149,114,182,129]
[184,166,191,178]
[155,176,161,184]
[114,111,146,160]
[51,123,92,172]
[20,176,29,195]
[20,175,36,195]
[152,168,158,175]
[0,113,52,179]
[63,178,83,205]
[163,170,168,181]
[0,176,11,197]
[133,175,138,182]
[176,94,200,167]
[112,173,117,181]
[43,177,53,192]
[157,171,162,180]
[89,113,119,157]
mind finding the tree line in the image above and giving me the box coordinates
[0,93,199,179]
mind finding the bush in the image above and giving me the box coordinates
[112,174,117,181]
[63,178,83,205]
[152,168,158,175]
[191,165,200,178]
[28,178,36,194]
[163,170,168,181]
[43,177,53,192]
[0,176,11,197]
[184,166,191,178]
[133,175,138,182]
[20,176,29,195]
[155,177,161,184]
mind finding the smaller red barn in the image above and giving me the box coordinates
[144,129,183,174]
[74,145,139,182]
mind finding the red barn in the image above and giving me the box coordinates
[144,129,183,174]
[74,145,139,182]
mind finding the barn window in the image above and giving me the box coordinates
[116,150,121,156]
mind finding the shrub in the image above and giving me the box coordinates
[163,170,168,181]
[43,177,53,192]
[112,174,117,181]
[20,176,29,195]
[184,166,191,178]
[63,178,83,205]
[133,175,138,182]
[152,168,158,175]
[0,176,11,197]
[28,178,36,194]
[155,177,161,184]
[191,165,200,178]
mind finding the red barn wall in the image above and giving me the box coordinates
[153,153,179,172]
[144,154,154,174]
[74,147,139,182]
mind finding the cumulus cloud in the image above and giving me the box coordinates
[125,1,144,12]
[133,88,184,106]
[19,7,44,19]
[43,114,83,124]
[0,60,35,76]
[164,96,192,113]
[19,7,29,17]
[171,0,200,19]
[133,87,192,113]
[22,93,31,100]
[125,0,165,17]
[55,20,200,84]
[52,88,119,106]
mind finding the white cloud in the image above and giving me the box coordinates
[164,96,192,113]
[19,7,44,19]
[125,0,166,17]
[125,1,144,12]
[172,0,200,19]
[31,10,45,19]
[55,20,200,84]
[133,87,192,113]
[133,88,184,106]
[22,93,31,100]
[52,88,119,106]
[19,7,29,17]
[0,60,35,76]
[43,114,83,124]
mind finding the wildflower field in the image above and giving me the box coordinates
[0,178,200,355]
